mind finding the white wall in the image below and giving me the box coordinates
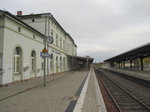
[0,16,4,85]
[2,16,44,84]
[1,13,77,84]
[20,16,74,72]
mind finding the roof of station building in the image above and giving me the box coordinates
[18,12,77,47]
[0,10,45,38]
[68,55,94,63]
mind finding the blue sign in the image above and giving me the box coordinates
[40,52,51,58]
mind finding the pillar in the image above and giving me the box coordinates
[123,60,125,69]
[130,59,132,70]
[139,57,144,71]
[118,61,121,68]
[110,61,114,67]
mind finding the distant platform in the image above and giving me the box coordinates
[103,67,150,81]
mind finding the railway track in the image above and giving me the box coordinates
[95,69,150,112]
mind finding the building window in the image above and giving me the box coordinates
[51,30,53,37]
[56,34,58,46]
[60,57,62,72]
[56,57,58,73]
[63,40,65,50]
[31,50,36,72]
[67,43,69,51]
[33,35,35,39]
[14,55,20,73]
[14,47,22,73]
[60,38,62,49]
[63,58,65,70]
[50,54,54,72]
[18,27,21,32]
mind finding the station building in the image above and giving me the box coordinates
[0,10,94,85]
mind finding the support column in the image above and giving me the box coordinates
[139,57,144,71]
[130,59,132,70]
[123,60,125,69]
[110,61,114,67]
[118,61,121,68]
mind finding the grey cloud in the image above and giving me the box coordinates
[1,0,150,62]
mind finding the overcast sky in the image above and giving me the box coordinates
[1,0,150,62]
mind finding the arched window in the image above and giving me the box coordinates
[31,50,36,72]
[14,47,22,73]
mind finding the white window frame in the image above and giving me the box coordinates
[31,57,34,72]
[14,54,20,74]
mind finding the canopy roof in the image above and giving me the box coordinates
[105,42,150,62]
[68,55,94,63]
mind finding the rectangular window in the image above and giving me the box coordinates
[62,40,64,49]
[33,35,35,39]
[56,34,58,46]
[50,60,53,71]
[60,38,62,49]
[51,30,53,37]
[67,43,69,51]
[18,27,21,32]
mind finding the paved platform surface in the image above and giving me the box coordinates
[0,71,87,112]
[0,72,76,100]
[0,69,107,112]
[82,70,99,112]
[81,68,107,112]
[104,67,150,81]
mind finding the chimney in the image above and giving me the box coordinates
[17,11,22,16]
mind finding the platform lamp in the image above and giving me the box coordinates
[41,14,50,87]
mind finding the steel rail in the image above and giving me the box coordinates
[96,71,122,112]
[95,69,150,112]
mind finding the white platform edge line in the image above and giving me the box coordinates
[93,68,107,112]
[73,69,91,112]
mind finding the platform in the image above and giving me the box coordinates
[0,69,106,112]
[80,68,107,112]
[104,67,150,81]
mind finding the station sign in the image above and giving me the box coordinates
[40,52,51,58]
[40,48,50,58]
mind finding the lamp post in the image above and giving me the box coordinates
[41,14,54,87]
[41,14,49,87]
[44,15,47,87]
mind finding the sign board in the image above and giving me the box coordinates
[42,48,48,53]
[40,52,51,58]
[46,36,53,44]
